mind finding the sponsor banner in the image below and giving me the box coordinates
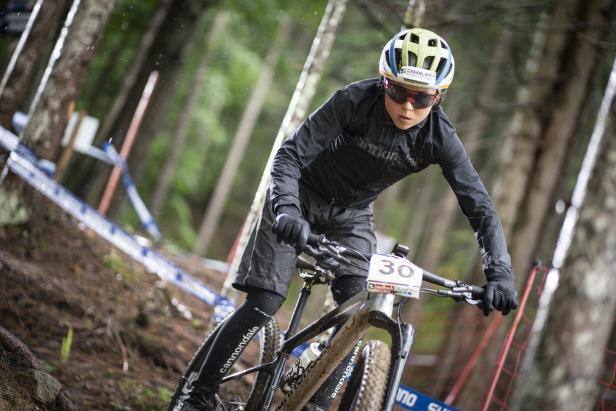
[399,66,436,86]
[396,384,459,411]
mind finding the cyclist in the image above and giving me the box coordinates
[180,28,518,411]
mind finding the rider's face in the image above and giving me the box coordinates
[383,81,439,130]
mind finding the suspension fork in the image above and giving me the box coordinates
[364,294,415,411]
[383,322,414,410]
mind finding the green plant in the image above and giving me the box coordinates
[60,326,74,364]
[119,379,170,410]
[101,251,137,283]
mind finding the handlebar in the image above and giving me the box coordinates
[304,232,484,303]
[307,233,321,245]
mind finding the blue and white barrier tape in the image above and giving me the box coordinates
[102,143,162,242]
[0,127,235,316]
[396,384,459,411]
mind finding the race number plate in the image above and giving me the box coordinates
[367,255,423,298]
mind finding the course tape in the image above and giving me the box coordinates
[0,127,235,315]
[102,143,162,242]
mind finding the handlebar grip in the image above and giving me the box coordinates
[307,233,321,246]
[471,285,485,299]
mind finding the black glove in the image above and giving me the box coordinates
[481,272,518,316]
[272,205,310,253]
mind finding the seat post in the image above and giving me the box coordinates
[283,278,315,339]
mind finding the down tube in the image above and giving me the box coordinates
[383,323,415,410]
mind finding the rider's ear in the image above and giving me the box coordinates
[433,90,446,108]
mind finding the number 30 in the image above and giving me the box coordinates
[379,260,414,278]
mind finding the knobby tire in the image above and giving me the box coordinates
[244,318,281,411]
[337,340,391,411]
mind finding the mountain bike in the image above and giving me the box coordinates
[168,233,484,411]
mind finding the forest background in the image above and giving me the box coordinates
[0,0,615,410]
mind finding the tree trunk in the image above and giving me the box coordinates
[455,2,582,409]
[78,0,210,204]
[83,34,126,111]
[20,0,115,161]
[95,0,173,143]
[223,0,348,301]
[404,166,436,259]
[0,0,70,128]
[402,0,425,29]
[150,11,230,217]
[509,0,609,277]
[491,9,560,238]
[120,0,211,183]
[193,16,290,255]
[520,95,616,411]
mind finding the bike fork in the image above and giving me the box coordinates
[383,323,415,411]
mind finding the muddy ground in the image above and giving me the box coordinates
[0,195,256,410]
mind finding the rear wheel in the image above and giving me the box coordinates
[337,340,391,411]
[168,316,280,411]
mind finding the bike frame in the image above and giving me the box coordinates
[220,270,415,411]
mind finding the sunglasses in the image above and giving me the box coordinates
[382,78,438,109]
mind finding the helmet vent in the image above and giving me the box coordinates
[423,56,434,70]
[428,39,437,47]
[410,33,420,44]
[436,59,446,74]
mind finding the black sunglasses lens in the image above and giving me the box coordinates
[412,93,435,109]
[386,84,408,104]
[385,81,435,108]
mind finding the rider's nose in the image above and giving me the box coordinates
[402,99,415,110]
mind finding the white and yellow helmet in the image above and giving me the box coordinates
[379,28,455,90]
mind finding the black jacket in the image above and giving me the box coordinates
[270,78,513,279]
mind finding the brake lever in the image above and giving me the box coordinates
[324,244,351,264]
[304,244,324,257]
[463,293,481,305]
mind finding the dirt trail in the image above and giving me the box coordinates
[0,201,232,410]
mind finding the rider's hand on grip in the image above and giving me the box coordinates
[481,272,518,316]
[272,205,310,254]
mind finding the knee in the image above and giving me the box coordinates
[243,287,285,317]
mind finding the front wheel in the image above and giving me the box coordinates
[337,340,391,411]
[168,316,280,411]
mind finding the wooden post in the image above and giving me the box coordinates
[97,71,158,215]
[54,109,85,182]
